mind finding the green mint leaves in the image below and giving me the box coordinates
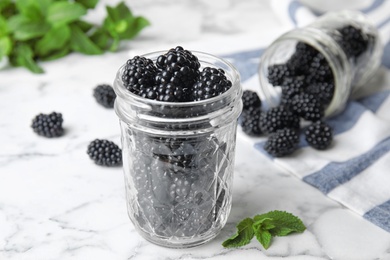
[222,210,306,250]
[0,0,149,73]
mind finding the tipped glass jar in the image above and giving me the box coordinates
[259,10,383,117]
[113,51,242,248]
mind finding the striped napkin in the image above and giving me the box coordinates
[224,0,390,232]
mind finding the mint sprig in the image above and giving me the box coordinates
[222,210,306,250]
[0,0,149,73]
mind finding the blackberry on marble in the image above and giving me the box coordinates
[240,107,263,136]
[31,112,64,138]
[122,56,157,94]
[87,139,122,166]
[192,67,232,101]
[156,46,200,89]
[267,64,292,86]
[242,90,261,110]
[264,128,299,157]
[306,81,335,106]
[305,121,333,150]
[336,25,369,59]
[291,93,325,121]
[259,106,300,134]
[93,84,116,108]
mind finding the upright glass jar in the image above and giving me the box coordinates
[259,10,383,117]
[113,51,242,248]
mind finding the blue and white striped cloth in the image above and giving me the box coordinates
[225,0,390,232]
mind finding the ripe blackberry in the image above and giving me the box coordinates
[192,67,232,101]
[336,25,368,59]
[267,64,292,86]
[259,106,300,134]
[87,139,122,166]
[287,42,318,74]
[264,128,299,157]
[306,81,335,106]
[242,90,261,110]
[291,93,325,121]
[93,84,116,108]
[139,82,189,102]
[305,121,333,150]
[31,112,64,138]
[306,53,333,84]
[240,107,263,136]
[122,56,157,94]
[156,46,200,89]
[280,76,307,106]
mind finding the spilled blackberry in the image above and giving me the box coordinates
[291,93,325,121]
[156,46,200,89]
[87,139,122,166]
[264,128,299,157]
[242,90,261,110]
[192,67,232,101]
[240,107,262,136]
[93,84,116,108]
[336,25,368,59]
[287,42,318,74]
[31,112,64,138]
[122,56,157,94]
[267,64,292,86]
[259,106,300,134]
[305,121,333,150]
[306,81,335,106]
[280,76,307,106]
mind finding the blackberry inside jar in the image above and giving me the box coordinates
[113,48,242,248]
[259,10,382,117]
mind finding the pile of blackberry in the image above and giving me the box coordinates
[122,46,232,102]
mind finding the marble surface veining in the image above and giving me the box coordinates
[1,0,390,259]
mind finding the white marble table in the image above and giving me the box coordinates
[1,0,390,259]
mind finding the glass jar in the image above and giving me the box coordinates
[113,51,242,248]
[258,10,382,117]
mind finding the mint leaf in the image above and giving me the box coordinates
[47,2,86,25]
[15,0,43,21]
[10,18,50,41]
[124,16,150,39]
[255,229,272,249]
[40,46,70,61]
[73,20,93,32]
[75,0,98,9]
[254,210,306,237]
[90,27,110,50]
[0,16,8,37]
[0,36,12,60]
[0,0,12,12]
[35,24,71,56]
[12,43,43,73]
[69,24,103,55]
[222,218,254,248]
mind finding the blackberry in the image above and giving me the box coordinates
[192,67,232,101]
[156,46,200,89]
[305,121,333,150]
[291,93,325,121]
[242,90,261,110]
[287,42,318,74]
[140,82,189,102]
[306,81,335,106]
[264,128,299,157]
[31,112,64,138]
[267,64,292,86]
[87,139,122,166]
[240,107,263,136]
[306,52,333,84]
[280,76,307,106]
[336,25,368,59]
[93,84,116,108]
[259,106,300,134]
[122,56,157,94]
